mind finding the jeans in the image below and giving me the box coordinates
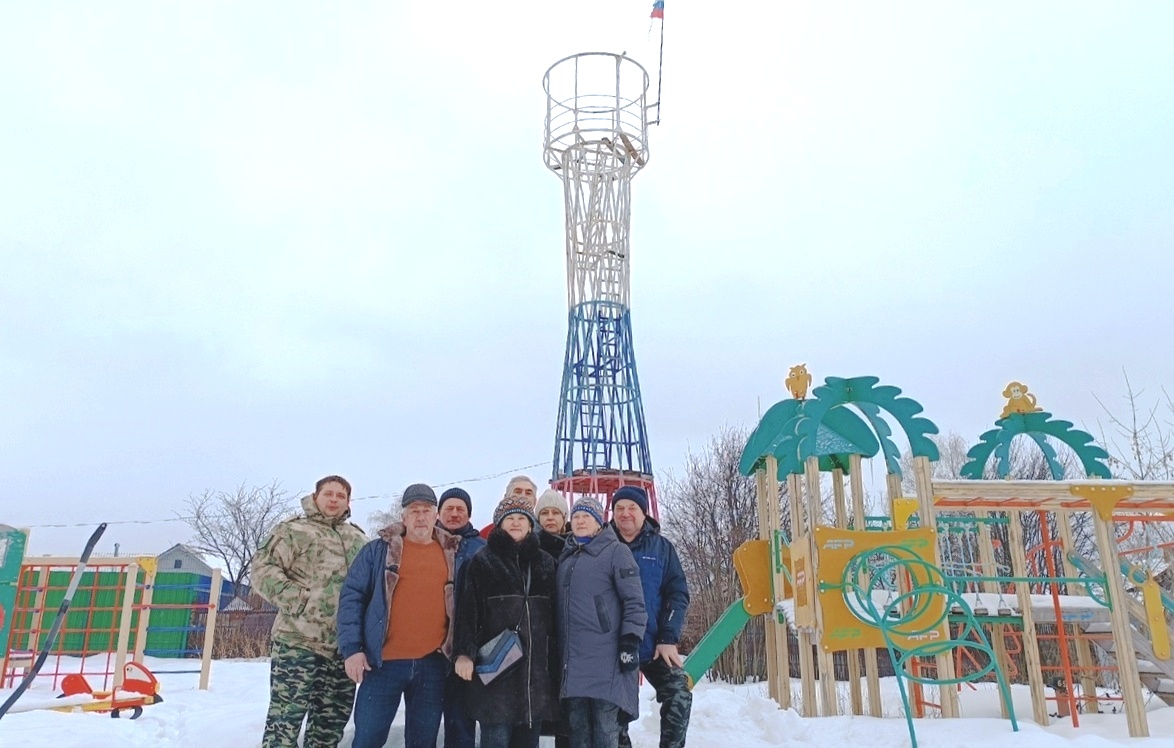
[479,721,541,748]
[443,672,477,748]
[352,652,448,748]
[541,719,570,748]
[564,698,620,748]
[618,659,692,748]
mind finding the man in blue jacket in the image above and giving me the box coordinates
[610,485,691,748]
[436,487,487,748]
[338,483,461,748]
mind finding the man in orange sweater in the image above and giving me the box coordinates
[338,483,461,748]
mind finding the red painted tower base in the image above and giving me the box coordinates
[551,469,658,521]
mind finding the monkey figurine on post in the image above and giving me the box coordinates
[1000,381,1042,419]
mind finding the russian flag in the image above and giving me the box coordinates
[651,0,664,19]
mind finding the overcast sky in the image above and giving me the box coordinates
[3,2,1172,556]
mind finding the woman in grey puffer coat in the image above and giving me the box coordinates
[556,497,647,748]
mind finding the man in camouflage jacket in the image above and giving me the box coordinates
[252,475,369,748]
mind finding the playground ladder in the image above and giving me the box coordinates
[1083,616,1174,706]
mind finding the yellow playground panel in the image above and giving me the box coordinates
[789,535,815,628]
[891,497,919,531]
[733,540,780,616]
[813,527,946,653]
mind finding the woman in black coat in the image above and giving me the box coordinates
[533,487,572,748]
[454,496,558,748]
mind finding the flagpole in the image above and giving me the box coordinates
[654,15,665,125]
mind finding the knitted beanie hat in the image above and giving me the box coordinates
[493,495,537,528]
[611,485,649,516]
[571,496,606,530]
[438,487,472,514]
[534,488,569,519]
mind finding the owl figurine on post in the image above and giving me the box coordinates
[785,364,813,401]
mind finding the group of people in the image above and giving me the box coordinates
[252,474,692,748]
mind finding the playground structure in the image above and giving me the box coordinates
[0,525,223,705]
[49,660,164,719]
[683,372,1174,746]
[543,51,659,517]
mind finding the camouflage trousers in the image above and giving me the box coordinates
[618,658,692,748]
[263,641,356,748]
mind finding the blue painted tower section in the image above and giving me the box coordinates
[553,301,653,481]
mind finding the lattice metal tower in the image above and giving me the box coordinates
[542,52,658,517]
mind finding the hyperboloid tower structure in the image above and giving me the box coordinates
[542,52,658,517]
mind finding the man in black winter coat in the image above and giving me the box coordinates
[437,487,487,748]
[610,486,691,748]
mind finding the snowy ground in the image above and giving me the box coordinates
[1,657,1172,748]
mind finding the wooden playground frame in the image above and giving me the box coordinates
[728,375,1174,744]
[1,530,223,695]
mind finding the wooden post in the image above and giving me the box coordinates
[1006,510,1049,726]
[805,456,839,716]
[912,456,961,718]
[1091,512,1149,737]
[849,454,883,717]
[756,465,782,706]
[199,568,222,690]
[28,567,48,651]
[1056,513,1100,713]
[789,471,817,716]
[976,515,1012,719]
[112,562,139,688]
[832,467,863,715]
[885,472,903,519]
[889,470,924,717]
[134,560,157,663]
[762,457,792,711]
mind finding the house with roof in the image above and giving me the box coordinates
[156,543,215,576]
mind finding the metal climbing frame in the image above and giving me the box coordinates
[2,555,222,693]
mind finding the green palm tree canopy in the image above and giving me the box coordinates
[740,375,940,478]
[960,411,1112,479]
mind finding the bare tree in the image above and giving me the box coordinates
[181,480,295,591]
[367,506,399,532]
[1095,370,1174,481]
[660,424,786,683]
[1095,373,1174,593]
[900,432,974,494]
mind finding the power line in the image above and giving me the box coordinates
[21,460,551,529]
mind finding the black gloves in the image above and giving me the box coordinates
[619,634,640,673]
